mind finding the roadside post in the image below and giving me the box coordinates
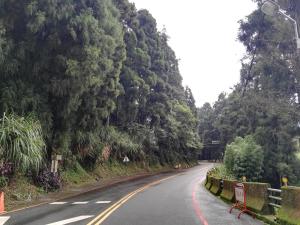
[229,183,255,219]
[51,154,62,174]
[242,176,247,182]
[281,176,288,187]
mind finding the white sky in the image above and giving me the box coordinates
[130,0,257,107]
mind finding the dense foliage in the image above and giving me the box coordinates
[0,0,201,176]
[34,168,62,191]
[0,114,45,172]
[224,136,264,181]
[198,0,300,186]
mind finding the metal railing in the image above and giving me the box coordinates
[268,188,282,208]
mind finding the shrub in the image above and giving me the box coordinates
[99,126,143,160]
[209,165,236,180]
[34,168,62,191]
[0,162,13,176]
[0,176,8,190]
[61,161,91,184]
[224,137,243,172]
[72,131,104,169]
[224,135,264,181]
[0,113,45,172]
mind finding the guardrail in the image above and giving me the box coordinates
[267,188,282,209]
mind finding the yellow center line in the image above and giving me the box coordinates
[87,174,178,225]
[86,188,142,225]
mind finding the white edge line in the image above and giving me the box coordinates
[49,202,68,205]
[71,202,89,205]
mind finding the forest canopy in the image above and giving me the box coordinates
[198,0,300,187]
[0,0,201,173]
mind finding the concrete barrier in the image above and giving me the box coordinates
[210,177,222,195]
[204,175,208,185]
[205,176,212,190]
[220,179,237,202]
[277,186,300,225]
[243,182,271,214]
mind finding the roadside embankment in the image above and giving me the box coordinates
[5,160,196,212]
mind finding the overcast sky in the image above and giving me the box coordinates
[130,0,257,107]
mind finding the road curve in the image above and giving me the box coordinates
[2,163,263,225]
[98,163,263,225]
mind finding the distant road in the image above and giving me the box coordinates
[2,163,262,225]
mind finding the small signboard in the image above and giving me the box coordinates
[235,183,245,203]
[123,156,130,163]
[282,176,288,187]
[56,155,62,161]
[211,140,220,145]
[229,183,255,219]
[50,154,63,173]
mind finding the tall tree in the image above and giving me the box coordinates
[0,0,126,157]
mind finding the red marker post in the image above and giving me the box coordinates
[229,183,255,219]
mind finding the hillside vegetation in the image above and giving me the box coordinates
[0,0,201,192]
[198,0,300,187]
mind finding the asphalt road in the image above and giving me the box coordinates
[1,163,263,225]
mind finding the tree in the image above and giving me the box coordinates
[0,0,201,173]
[112,0,201,165]
[0,0,126,158]
[224,135,264,181]
[196,1,300,186]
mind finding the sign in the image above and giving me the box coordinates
[234,183,245,203]
[229,183,255,219]
[51,154,63,173]
[123,156,130,163]
[211,140,220,145]
[51,154,63,161]
[242,176,247,182]
[282,176,288,186]
[51,160,58,173]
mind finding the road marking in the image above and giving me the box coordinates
[46,215,93,225]
[87,174,178,225]
[72,202,89,205]
[192,180,209,225]
[96,201,111,204]
[50,201,112,205]
[0,216,10,225]
[49,202,67,205]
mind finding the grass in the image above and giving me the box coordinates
[209,164,236,180]
[92,160,173,179]
[277,208,300,225]
[5,175,46,211]
[62,162,93,185]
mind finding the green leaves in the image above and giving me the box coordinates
[0,0,201,170]
[224,135,264,181]
[198,0,300,186]
[0,113,45,172]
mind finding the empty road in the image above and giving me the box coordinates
[1,163,263,225]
